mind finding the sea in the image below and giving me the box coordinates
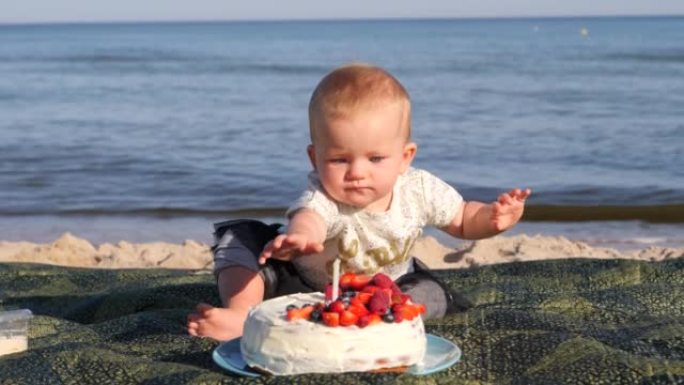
[0,16,682,250]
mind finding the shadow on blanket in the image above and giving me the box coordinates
[0,258,683,384]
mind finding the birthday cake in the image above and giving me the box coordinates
[240,273,427,375]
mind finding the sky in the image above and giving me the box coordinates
[2,0,684,24]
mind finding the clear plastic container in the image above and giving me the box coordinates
[0,309,33,356]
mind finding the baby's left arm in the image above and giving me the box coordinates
[443,188,531,240]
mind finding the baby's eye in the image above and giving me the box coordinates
[369,156,385,163]
[329,158,347,164]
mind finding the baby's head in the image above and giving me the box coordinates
[306,64,417,212]
[308,63,411,144]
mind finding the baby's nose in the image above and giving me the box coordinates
[346,160,366,179]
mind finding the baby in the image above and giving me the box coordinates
[187,63,531,341]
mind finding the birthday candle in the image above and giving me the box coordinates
[332,257,340,301]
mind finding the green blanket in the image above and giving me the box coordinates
[1,258,683,384]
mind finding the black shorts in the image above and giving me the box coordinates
[211,219,471,319]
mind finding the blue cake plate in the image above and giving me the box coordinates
[213,333,461,377]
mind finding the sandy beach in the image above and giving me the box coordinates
[1,232,681,270]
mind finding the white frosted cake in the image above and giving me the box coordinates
[240,280,428,375]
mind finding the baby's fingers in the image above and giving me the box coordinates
[498,192,514,205]
[303,241,324,255]
[259,235,286,264]
[513,188,532,201]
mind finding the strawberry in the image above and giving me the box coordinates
[350,297,365,308]
[361,285,380,295]
[368,289,390,315]
[328,300,346,314]
[393,311,404,323]
[357,292,373,305]
[415,303,427,315]
[357,313,382,328]
[392,303,417,321]
[339,272,356,290]
[339,310,359,326]
[350,274,372,290]
[391,293,412,305]
[348,303,370,317]
[286,305,314,321]
[322,311,340,327]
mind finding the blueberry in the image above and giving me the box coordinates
[383,313,395,323]
[342,290,356,298]
[310,310,322,322]
[286,304,297,311]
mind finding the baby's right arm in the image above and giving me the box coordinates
[258,208,326,264]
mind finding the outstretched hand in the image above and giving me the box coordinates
[258,233,324,265]
[491,188,532,232]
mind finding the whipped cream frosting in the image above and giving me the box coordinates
[240,292,426,375]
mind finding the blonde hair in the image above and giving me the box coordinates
[308,63,411,142]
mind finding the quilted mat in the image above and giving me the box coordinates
[1,258,683,384]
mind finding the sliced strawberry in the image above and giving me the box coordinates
[392,303,417,321]
[368,289,390,315]
[361,285,380,295]
[415,303,427,315]
[348,303,370,317]
[350,297,365,308]
[357,313,382,328]
[286,305,314,321]
[339,310,359,326]
[322,311,340,327]
[391,293,412,305]
[339,272,356,290]
[350,274,372,290]
[357,292,373,304]
[328,300,346,314]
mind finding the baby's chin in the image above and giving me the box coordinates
[340,194,391,213]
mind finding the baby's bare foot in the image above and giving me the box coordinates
[187,303,249,341]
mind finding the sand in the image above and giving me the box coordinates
[0,232,681,270]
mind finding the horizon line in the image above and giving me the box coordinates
[1,13,683,27]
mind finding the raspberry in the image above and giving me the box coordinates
[371,273,394,288]
[372,273,401,294]
[368,289,390,315]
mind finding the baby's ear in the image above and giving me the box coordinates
[307,144,317,170]
[400,142,417,172]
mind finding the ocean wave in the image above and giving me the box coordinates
[9,58,329,77]
[523,204,684,223]
[603,51,684,64]
[0,204,682,223]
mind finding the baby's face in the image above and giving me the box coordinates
[308,102,416,212]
